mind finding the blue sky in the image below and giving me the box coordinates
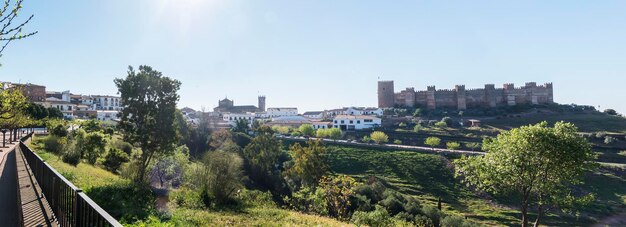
[1,1,625,114]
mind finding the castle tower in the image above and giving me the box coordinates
[258,95,266,112]
[484,84,497,108]
[503,83,516,106]
[545,83,554,103]
[377,81,395,108]
[455,85,467,110]
[426,86,436,109]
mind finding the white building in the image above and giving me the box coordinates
[96,110,120,122]
[93,95,122,111]
[332,115,382,131]
[324,107,383,118]
[266,107,298,118]
[222,113,256,126]
[303,111,324,119]
[311,121,332,129]
[43,100,77,119]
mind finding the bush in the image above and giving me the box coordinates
[83,132,107,164]
[170,187,205,209]
[398,122,407,128]
[441,215,480,227]
[61,143,81,166]
[446,141,461,150]
[370,131,389,144]
[441,117,454,127]
[596,131,607,139]
[199,151,244,205]
[393,139,402,145]
[50,123,68,137]
[422,205,442,227]
[285,186,327,215]
[328,128,342,140]
[413,125,421,133]
[351,205,393,227]
[362,136,371,143]
[299,124,315,137]
[103,148,129,172]
[290,131,302,137]
[379,190,405,215]
[112,140,133,155]
[43,135,65,154]
[434,121,447,128]
[424,137,441,149]
[319,175,359,220]
[465,142,481,151]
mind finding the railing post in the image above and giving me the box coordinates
[74,189,83,227]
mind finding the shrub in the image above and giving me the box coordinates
[362,136,371,143]
[351,205,393,227]
[103,148,129,172]
[596,131,607,139]
[316,128,329,138]
[422,205,442,227]
[290,131,302,137]
[446,141,461,150]
[61,142,81,166]
[604,109,618,115]
[398,122,407,128]
[413,125,421,133]
[424,137,441,149]
[393,139,402,145]
[43,135,65,154]
[434,121,447,128]
[328,128,342,140]
[441,117,454,126]
[83,132,107,164]
[112,140,133,155]
[170,187,205,209]
[199,151,244,205]
[50,123,68,137]
[441,215,480,227]
[379,190,405,215]
[285,186,327,215]
[319,175,359,220]
[619,151,626,157]
[370,131,389,144]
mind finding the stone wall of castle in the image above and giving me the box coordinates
[379,81,553,110]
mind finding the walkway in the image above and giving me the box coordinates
[0,141,19,226]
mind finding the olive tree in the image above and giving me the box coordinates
[455,122,597,227]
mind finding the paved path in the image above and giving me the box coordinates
[0,141,19,226]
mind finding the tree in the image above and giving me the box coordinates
[298,124,315,137]
[208,129,233,151]
[81,119,102,133]
[413,125,421,133]
[115,65,181,182]
[370,131,389,144]
[604,136,615,144]
[434,121,447,128]
[454,122,597,227]
[319,175,359,220]
[424,137,441,150]
[412,108,422,117]
[47,107,63,119]
[441,117,454,126]
[284,139,328,187]
[0,0,37,57]
[232,118,249,133]
[316,128,329,138]
[465,142,481,151]
[446,141,461,150]
[83,132,107,164]
[604,109,618,116]
[328,128,342,140]
[197,150,244,204]
[103,148,129,172]
[243,132,282,175]
[393,139,402,145]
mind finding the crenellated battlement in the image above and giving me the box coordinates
[378,80,554,110]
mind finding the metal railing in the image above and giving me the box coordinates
[19,138,122,227]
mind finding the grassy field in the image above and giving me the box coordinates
[326,145,626,226]
[30,136,347,226]
[483,112,626,133]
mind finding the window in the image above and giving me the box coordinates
[357,120,360,124]
[349,120,353,124]
[364,119,373,123]
[334,120,337,123]
[340,120,344,124]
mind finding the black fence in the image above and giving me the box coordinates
[19,138,122,227]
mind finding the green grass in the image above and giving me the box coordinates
[483,112,626,133]
[30,135,347,226]
[326,145,626,226]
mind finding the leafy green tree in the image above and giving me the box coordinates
[351,205,393,227]
[115,65,181,182]
[319,175,359,220]
[603,108,618,115]
[81,119,102,133]
[103,148,129,172]
[454,122,597,227]
[328,128,342,140]
[464,142,481,151]
[232,118,250,133]
[208,129,233,151]
[25,103,48,119]
[0,0,38,58]
[370,131,389,144]
[393,139,402,145]
[285,186,327,215]
[424,137,441,149]
[243,130,285,192]
[83,132,107,164]
[361,135,371,143]
[316,128,329,138]
[412,108,422,117]
[298,124,315,137]
[285,140,328,187]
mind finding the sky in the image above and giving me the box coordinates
[1,0,625,114]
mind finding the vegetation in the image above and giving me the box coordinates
[298,124,315,137]
[370,131,389,144]
[446,141,461,150]
[455,122,597,226]
[284,140,329,188]
[115,65,181,182]
[424,136,441,149]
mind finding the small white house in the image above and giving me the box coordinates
[303,111,324,119]
[332,115,382,131]
[222,113,256,126]
[266,107,298,118]
[96,110,120,122]
[344,107,383,116]
[311,121,332,129]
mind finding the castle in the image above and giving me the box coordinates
[377,81,553,110]
[213,96,266,113]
